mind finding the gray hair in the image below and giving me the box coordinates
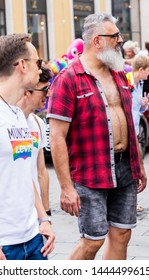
[123,40,140,55]
[82,12,117,46]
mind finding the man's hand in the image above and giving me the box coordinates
[61,187,81,217]
[39,222,55,257]
[141,92,148,108]
[137,165,147,193]
[0,247,6,260]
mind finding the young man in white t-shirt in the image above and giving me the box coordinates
[17,67,52,216]
[0,34,55,260]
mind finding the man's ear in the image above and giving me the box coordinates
[24,90,31,97]
[139,67,143,73]
[93,36,101,49]
[17,59,26,72]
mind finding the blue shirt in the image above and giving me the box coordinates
[131,80,147,136]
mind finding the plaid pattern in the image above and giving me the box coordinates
[47,57,141,189]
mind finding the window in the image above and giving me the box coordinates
[73,0,94,38]
[0,0,6,35]
[26,0,49,60]
[112,0,131,41]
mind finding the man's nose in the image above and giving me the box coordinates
[117,34,123,43]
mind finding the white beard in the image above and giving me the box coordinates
[97,46,124,72]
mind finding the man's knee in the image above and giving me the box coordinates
[80,238,105,258]
[108,227,131,246]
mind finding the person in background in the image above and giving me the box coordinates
[126,55,149,213]
[126,55,149,137]
[122,40,140,74]
[143,43,149,95]
[34,62,53,119]
[48,12,147,260]
[35,58,67,119]
[123,40,140,66]
[0,33,55,260]
[17,67,52,217]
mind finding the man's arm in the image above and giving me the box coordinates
[136,135,147,193]
[34,183,55,257]
[50,118,81,216]
[37,148,50,212]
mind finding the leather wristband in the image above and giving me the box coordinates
[46,209,52,216]
[38,216,52,225]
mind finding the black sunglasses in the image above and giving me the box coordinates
[98,32,121,40]
[13,58,43,69]
[27,84,50,94]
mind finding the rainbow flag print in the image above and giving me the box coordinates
[31,132,39,149]
[11,139,33,161]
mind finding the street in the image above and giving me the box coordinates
[46,150,149,260]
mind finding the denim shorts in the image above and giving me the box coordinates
[74,158,137,240]
[2,233,47,260]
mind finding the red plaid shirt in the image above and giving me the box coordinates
[47,57,141,189]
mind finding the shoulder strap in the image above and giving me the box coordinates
[33,114,42,138]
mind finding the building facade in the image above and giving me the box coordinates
[1,0,149,60]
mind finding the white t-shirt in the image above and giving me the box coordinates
[26,114,47,195]
[0,102,39,246]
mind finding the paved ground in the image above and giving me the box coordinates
[47,152,149,260]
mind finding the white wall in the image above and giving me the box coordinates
[46,0,55,60]
[105,0,112,14]
[140,0,149,50]
[5,0,13,34]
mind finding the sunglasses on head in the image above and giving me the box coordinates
[27,84,50,94]
[13,58,43,69]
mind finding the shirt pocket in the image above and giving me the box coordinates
[75,90,97,122]
[76,92,94,99]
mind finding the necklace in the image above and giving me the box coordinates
[0,95,18,119]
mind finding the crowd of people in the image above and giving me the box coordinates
[0,11,149,260]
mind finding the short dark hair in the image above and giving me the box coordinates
[0,33,32,76]
[39,67,53,83]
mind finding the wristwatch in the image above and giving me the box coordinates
[38,216,52,225]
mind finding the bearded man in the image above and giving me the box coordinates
[47,12,147,260]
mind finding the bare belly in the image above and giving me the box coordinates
[110,106,128,152]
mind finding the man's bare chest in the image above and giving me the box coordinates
[98,77,122,107]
